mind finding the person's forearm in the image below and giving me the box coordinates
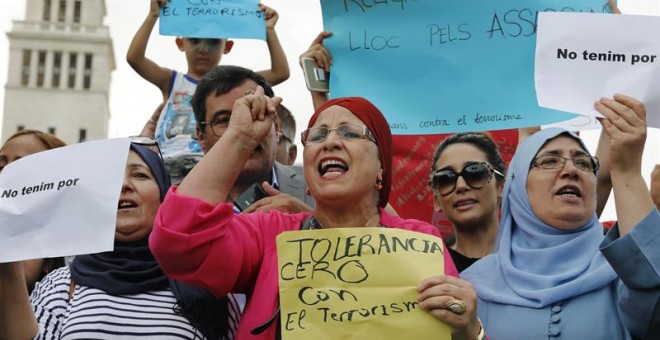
[261,27,290,86]
[177,128,258,204]
[126,11,171,98]
[595,128,612,217]
[126,13,157,69]
[311,91,329,111]
[611,170,655,236]
[0,263,38,340]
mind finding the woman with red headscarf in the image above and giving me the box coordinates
[150,87,483,339]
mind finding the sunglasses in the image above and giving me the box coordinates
[429,162,504,196]
[129,135,163,160]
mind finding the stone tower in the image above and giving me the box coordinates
[2,0,114,144]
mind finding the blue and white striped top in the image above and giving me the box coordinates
[30,267,205,339]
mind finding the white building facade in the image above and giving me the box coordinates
[2,0,114,144]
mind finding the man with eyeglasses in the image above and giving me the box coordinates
[192,65,313,210]
[167,65,314,340]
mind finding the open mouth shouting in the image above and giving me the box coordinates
[555,185,582,199]
[319,158,348,178]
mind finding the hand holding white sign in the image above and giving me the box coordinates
[535,12,660,129]
[0,138,130,263]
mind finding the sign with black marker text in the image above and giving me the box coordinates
[535,12,660,128]
[159,0,265,39]
[0,138,130,262]
[277,227,449,339]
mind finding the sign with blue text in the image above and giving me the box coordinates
[160,0,265,40]
[321,0,614,134]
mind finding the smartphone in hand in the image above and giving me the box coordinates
[233,183,269,212]
[302,57,329,93]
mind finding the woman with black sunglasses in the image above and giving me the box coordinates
[429,133,506,272]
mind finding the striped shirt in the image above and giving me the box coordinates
[30,267,206,339]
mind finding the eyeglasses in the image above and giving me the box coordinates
[531,154,599,172]
[129,135,163,160]
[301,123,376,146]
[429,162,504,196]
[199,115,230,137]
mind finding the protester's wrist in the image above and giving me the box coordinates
[610,164,642,179]
[226,128,260,152]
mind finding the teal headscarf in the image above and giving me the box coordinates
[462,127,616,308]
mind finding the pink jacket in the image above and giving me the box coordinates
[150,187,459,340]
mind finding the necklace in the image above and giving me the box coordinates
[310,213,379,230]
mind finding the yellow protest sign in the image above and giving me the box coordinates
[276,227,450,339]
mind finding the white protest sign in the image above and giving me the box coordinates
[535,12,660,129]
[0,138,131,262]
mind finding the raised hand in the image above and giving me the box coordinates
[595,94,653,235]
[150,0,168,18]
[260,4,278,29]
[228,86,282,147]
[300,31,333,73]
[594,94,646,175]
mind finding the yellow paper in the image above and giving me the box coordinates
[277,227,450,340]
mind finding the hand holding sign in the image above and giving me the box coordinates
[0,138,130,262]
[150,0,167,20]
[595,94,647,176]
[418,275,481,339]
[300,31,333,74]
[535,12,660,129]
[261,4,278,30]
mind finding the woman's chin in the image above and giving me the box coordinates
[545,215,592,231]
[114,223,151,242]
[312,189,349,204]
